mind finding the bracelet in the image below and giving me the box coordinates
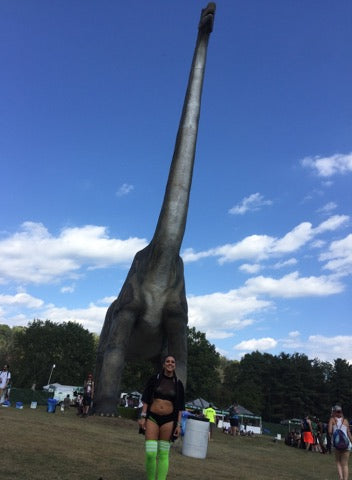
[140,412,147,418]
[176,422,181,427]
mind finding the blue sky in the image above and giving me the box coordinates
[1,0,351,363]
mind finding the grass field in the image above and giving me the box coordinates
[3,406,340,480]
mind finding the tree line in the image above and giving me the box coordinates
[1,321,351,422]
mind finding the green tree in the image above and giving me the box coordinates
[0,324,14,366]
[329,358,352,418]
[12,320,96,388]
[186,326,220,403]
[222,358,240,406]
[233,351,273,416]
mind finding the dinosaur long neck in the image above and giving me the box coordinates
[150,4,215,252]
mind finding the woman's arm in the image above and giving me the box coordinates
[173,410,183,438]
[344,419,352,442]
[328,418,334,436]
[138,401,149,430]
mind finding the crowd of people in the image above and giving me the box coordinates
[285,414,330,453]
[285,406,352,480]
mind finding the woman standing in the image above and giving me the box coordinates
[0,364,11,404]
[328,405,352,480]
[138,355,185,480]
[82,373,94,417]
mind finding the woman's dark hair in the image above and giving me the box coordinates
[162,355,176,364]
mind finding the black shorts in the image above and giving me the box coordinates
[83,394,92,406]
[230,418,239,427]
[147,411,176,427]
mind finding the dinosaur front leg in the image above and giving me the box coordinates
[94,309,136,415]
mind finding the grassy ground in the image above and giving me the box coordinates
[2,406,340,480]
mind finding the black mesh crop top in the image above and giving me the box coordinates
[153,374,176,402]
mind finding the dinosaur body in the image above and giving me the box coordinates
[94,3,216,415]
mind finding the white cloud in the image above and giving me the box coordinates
[0,222,148,284]
[61,284,75,294]
[314,215,349,234]
[0,292,115,333]
[320,233,352,275]
[288,331,300,338]
[183,215,349,265]
[310,239,326,249]
[216,235,275,263]
[230,332,352,363]
[234,337,278,352]
[188,289,272,333]
[243,272,344,298]
[305,335,352,363]
[239,263,261,274]
[301,152,352,177]
[98,296,117,305]
[277,333,352,363]
[229,192,272,215]
[41,304,106,332]
[182,248,213,263]
[273,222,313,253]
[0,292,44,309]
[318,202,337,214]
[206,330,234,340]
[116,183,134,197]
[273,258,297,269]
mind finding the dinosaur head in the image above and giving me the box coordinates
[199,3,216,34]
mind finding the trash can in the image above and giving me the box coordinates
[182,416,209,459]
[47,398,57,413]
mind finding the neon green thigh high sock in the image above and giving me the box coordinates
[145,440,158,480]
[157,440,170,480]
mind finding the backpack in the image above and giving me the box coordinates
[333,419,350,451]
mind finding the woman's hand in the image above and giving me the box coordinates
[138,417,146,431]
[173,424,181,438]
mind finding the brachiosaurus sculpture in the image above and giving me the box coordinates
[94,3,216,414]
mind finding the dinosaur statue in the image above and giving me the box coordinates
[94,3,216,415]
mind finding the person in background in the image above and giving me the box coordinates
[138,355,185,480]
[229,404,240,436]
[82,373,94,417]
[203,403,216,440]
[0,364,11,404]
[311,416,321,453]
[63,394,71,412]
[328,405,352,480]
[76,393,83,416]
[302,414,314,451]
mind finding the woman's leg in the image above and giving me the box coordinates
[145,420,160,480]
[340,451,350,480]
[335,451,344,480]
[157,422,174,480]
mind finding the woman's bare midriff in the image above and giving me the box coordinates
[150,398,174,416]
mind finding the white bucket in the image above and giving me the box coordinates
[182,417,209,459]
